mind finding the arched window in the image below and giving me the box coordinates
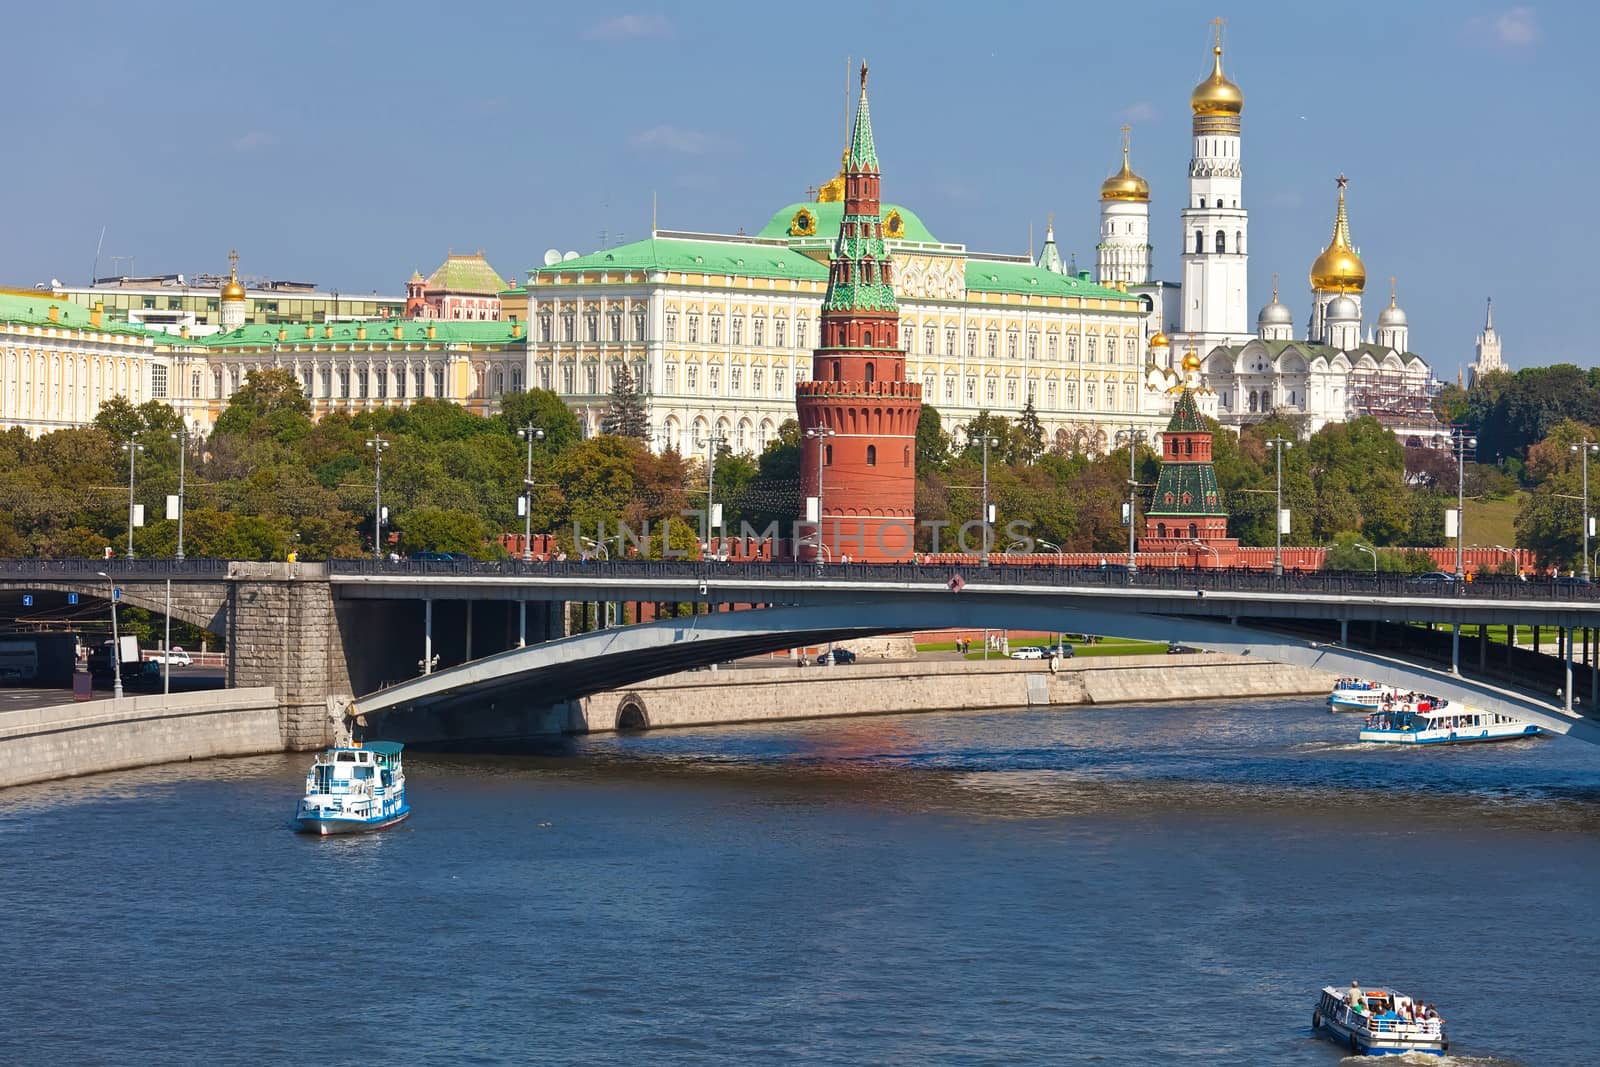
[864,362,875,384]
[1185,438,1193,457]
[1215,230,1227,254]
[1194,230,1204,253]
[1189,522,1199,539]
[1215,199,1223,209]
[866,444,877,466]
[1158,523,1167,538]
[1235,230,1243,254]
[825,444,833,466]
[863,330,873,347]
[832,360,841,381]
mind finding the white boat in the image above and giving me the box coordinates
[293,741,410,835]
[1359,697,1540,745]
[1328,678,1400,712]
[1313,985,1448,1056]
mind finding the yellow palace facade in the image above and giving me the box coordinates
[526,165,1166,457]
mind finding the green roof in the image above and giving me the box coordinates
[0,291,159,340]
[1036,232,1064,276]
[848,82,878,171]
[534,237,827,283]
[360,740,404,756]
[426,253,507,294]
[195,319,526,348]
[963,261,1135,302]
[1165,386,1206,432]
[756,201,939,244]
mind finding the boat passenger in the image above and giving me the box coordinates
[1346,981,1364,1012]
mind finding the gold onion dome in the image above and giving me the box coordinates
[1191,46,1243,116]
[220,249,246,301]
[1149,331,1170,349]
[1100,134,1149,202]
[1309,177,1366,293]
[1181,350,1202,372]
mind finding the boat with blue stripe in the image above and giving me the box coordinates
[1328,678,1399,712]
[1359,699,1540,745]
[1313,984,1447,1056]
[293,741,410,835]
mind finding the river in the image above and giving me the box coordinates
[2,696,1597,1065]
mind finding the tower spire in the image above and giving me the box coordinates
[848,59,877,171]
[1485,296,1494,330]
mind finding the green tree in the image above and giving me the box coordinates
[1015,401,1045,464]
[600,363,649,439]
[397,507,490,556]
[497,388,582,451]
[212,369,313,442]
[916,405,949,472]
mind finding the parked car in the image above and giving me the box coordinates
[409,551,471,562]
[1407,571,1459,587]
[1553,575,1593,589]
[1009,646,1045,660]
[1167,643,1201,655]
[149,648,192,667]
[816,648,857,665]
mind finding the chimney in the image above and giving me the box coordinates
[89,302,103,329]
[426,323,437,340]
[46,304,59,323]
[393,324,404,341]
[304,325,314,339]
[510,320,523,338]
[356,324,367,340]
[324,324,334,338]
[180,324,191,339]
[277,326,287,342]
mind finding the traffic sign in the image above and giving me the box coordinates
[21,594,32,607]
[113,588,122,602]
[67,593,78,605]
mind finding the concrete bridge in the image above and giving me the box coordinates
[2,558,1597,749]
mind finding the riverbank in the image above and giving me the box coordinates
[0,687,282,790]
[577,653,1331,734]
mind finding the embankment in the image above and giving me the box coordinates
[0,687,282,790]
[579,653,1331,733]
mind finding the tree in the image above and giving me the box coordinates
[600,363,649,439]
[497,388,582,452]
[212,369,312,441]
[916,405,949,472]
[397,507,490,557]
[1015,401,1045,464]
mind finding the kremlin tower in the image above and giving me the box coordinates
[1140,358,1238,566]
[795,63,922,562]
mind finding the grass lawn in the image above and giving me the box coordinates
[1463,493,1522,551]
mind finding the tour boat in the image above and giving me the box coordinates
[293,740,410,835]
[1359,697,1540,745]
[1328,678,1401,712]
[1312,985,1447,1056]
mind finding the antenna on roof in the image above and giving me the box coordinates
[92,225,106,286]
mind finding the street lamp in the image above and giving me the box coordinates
[1266,435,1293,577]
[705,430,728,550]
[366,435,390,559]
[96,571,122,701]
[170,426,189,561]
[122,438,145,558]
[517,424,545,561]
[1436,427,1476,580]
[1115,426,1147,574]
[1571,439,1598,580]
[1190,539,1221,568]
[804,426,836,562]
[1353,541,1377,574]
[1036,538,1064,559]
[979,435,999,567]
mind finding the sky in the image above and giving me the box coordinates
[2,1,1593,376]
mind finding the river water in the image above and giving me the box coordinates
[3,697,1598,1066]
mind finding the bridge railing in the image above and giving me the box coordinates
[323,557,1600,602]
[0,558,231,578]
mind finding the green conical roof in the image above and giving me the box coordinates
[848,71,877,171]
[1167,386,1206,432]
[1037,219,1063,275]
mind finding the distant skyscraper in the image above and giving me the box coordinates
[1469,298,1503,386]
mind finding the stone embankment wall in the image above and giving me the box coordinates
[576,654,1332,734]
[0,687,281,790]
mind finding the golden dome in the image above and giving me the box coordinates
[220,248,246,302]
[1309,176,1367,293]
[1191,46,1243,117]
[1100,127,1149,202]
[1181,350,1202,372]
[817,148,847,203]
[1149,331,1170,349]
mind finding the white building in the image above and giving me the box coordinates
[1469,298,1503,386]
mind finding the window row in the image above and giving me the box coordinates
[904,326,1141,364]
[921,372,1139,412]
[664,313,808,350]
[538,307,648,344]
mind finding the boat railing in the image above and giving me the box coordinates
[1362,1013,1443,1037]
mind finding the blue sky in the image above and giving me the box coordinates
[2,2,1590,375]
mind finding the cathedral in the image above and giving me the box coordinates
[1074,26,1442,440]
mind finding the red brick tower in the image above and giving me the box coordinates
[796,63,921,562]
[1140,378,1239,566]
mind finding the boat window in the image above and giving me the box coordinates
[336,752,356,762]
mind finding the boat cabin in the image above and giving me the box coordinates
[308,742,404,795]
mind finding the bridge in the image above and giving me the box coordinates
[2,558,1597,749]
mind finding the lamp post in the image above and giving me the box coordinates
[804,426,836,562]
[1115,426,1146,574]
[366,435,390,559]
[979,435,999,567]
[1571,439,1598,581]
[517,424,545,561]
[122,438,144,558]
[1036,538,1064,559]
[1266,435,1293,577]
[706,430,727,552]
[1353,541,1377,574]
[1190,539,1221,568]
[170,426,188,561]
[1437,427,1477,580]
[96,571,122,701]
